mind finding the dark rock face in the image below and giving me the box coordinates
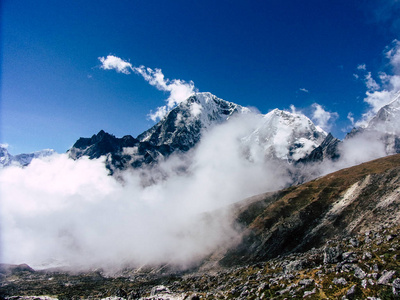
[68,130,174,173]
[297,133,341,164]
[69,130,139,160]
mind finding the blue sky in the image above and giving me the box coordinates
[1,0,400,154]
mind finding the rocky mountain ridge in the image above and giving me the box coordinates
[67,92,328,173]
[299,93,400,165]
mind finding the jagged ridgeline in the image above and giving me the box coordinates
[67,92,328,174]
[68,93,250,172]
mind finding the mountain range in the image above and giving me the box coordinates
[64,91,400,186]
[0,146,54,168]
[66,92,330,174]
[4,91,400,184]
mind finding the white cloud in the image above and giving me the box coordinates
[299,88,309,93]
[347,112,355,126]
[386,39,400,71]
[99,55,133,74]
[134,66,196,121]
[365,72,380,91]
[311,103,339,132]
[0,115,293,271]
[356,40,400,126]
[98,55,197,122]
[357,64,367,70]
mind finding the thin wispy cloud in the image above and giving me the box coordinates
[367,0,400,32]
[311,103,339,132]
[365,72,380,91]
[299,88,309,93]
[357,64,367,70]
[347,112,355,126]
[99,55,197,121]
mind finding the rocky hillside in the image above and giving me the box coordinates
[219,154,400,267]
[1,225,400,299]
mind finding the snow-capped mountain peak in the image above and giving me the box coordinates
[243,108,327,161]
[137,92,250,151]
[367,91,400,134]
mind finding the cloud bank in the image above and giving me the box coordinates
[99,55,197,121]
[0,115,291,271]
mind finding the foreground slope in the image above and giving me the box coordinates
[220,153,400,266]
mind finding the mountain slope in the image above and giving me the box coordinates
[218,153,400,267]
[68,130,172,171]
[242,109,327,162]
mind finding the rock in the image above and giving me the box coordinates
[324,245,342,264]
[298,278,314,287]
[276,287,290,296]
[284,260,304,273]
[387,234,397,242]
[361,279,367,289]
[150,285,171,296]
[333,277,348,285]
[342,252,357,263]
[349,238,360,247]
[373,264,379,272]
[354,266,366,279]
[392,278,400,296]
[303,288,316,298]
[362,252,372,260]
[377,270,396,285]
[346,284,356,299]
[115,288,127,298]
